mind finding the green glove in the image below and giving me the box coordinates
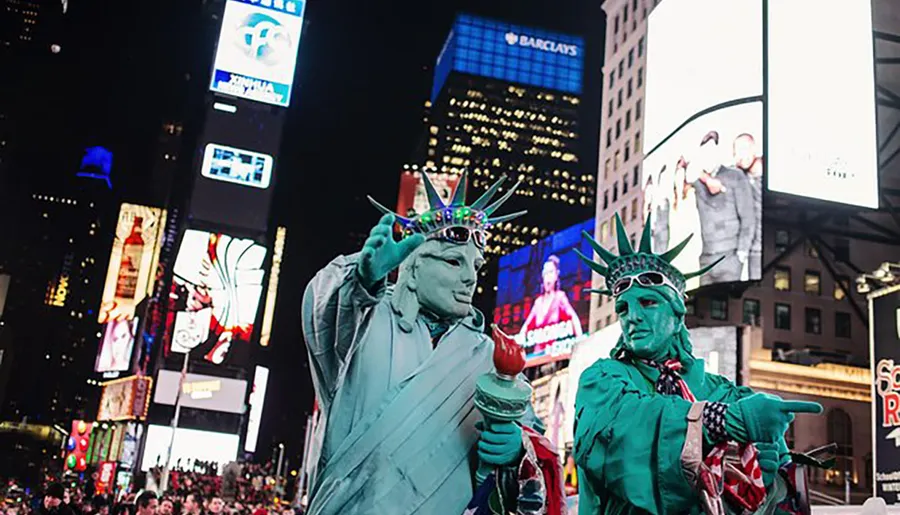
[475,420,524,467]
[357,214,425,290]
[755,442,780,488]
[725,393,822,443]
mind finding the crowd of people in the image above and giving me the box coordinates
[0,461,303,515]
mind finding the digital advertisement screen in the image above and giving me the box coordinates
[95,318,139,374]
[244,365,269,453]
[871,287,900,502]
[153,369,248,414]
[643,0,761,152]
[210,0,306,107]
[643,102,764,291]
[140,425,239,474]
[189,103,285,232]
[168,230,267,366]
[98,204,166,324]
[495,219,594,367]
[201,143,273,189]
[766,0,878,208]
[97,376,152,422]
[395,171,459,217]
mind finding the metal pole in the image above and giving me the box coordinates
[275,443,285,494]
[844,470,850,505]
[160,352,189,493]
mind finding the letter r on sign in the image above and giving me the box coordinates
[885,392,900,427]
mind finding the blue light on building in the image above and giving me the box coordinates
[76,146,113,189]
[432,14,585,102]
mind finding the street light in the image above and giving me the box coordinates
[856,263,900,294]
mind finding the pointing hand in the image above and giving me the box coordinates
[357,214,425,290]
[726,393,822,443]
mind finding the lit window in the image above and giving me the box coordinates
[803,270,821,295]
[775,303,791,330]
[774,267,791,291]
[710,298,728,320]
[834,276,849,300]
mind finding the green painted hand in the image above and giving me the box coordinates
[476,420,523,467]
[726,394,822,444]
[357,214,425,290]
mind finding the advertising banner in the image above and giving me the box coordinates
[210,0,306,107]
[396,171,460,218]
[98,204,166,323]
[141,425,239,473]
[153,369,248,414]
[96,376,152,422]
[244,365,269,453]
[871,286,900,502]
[167,230,267,365]
[495,219,594,367]
[95,462,117,495]
[94,318,139,374]
[200,143,273,189]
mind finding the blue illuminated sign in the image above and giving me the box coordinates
[432,14,584,102]
[210,0,306,107]
[76,146,113,189]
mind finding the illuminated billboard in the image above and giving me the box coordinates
[259,227,286,347]
[98,204,166,323]
[870,286,900,500]
[396,170,459,218]
[642,102,763,291]
[141,425,239,473]
[210,0,307,107]
[244,365,269,453]
[766,0,878,207]
[201,143,273,189]
[94,318,139,374]
[97,376,152,422]
[168,230,267,365]
[643,0,762,291]
[153,369,248,414]
[495,219,594,367]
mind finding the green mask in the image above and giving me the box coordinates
[614,285,681,361]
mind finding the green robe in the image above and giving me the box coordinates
[574,356,755,514]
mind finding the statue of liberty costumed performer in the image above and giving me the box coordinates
[301,171,565,515]
[573,214,823,515]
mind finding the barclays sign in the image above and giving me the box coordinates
[504,31,579,57]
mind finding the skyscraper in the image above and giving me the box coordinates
[410,14,594,311]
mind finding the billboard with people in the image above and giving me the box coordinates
[495,219,594,367]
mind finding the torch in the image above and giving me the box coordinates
[473,324,532,485]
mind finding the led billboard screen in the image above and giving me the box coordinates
[244,365,269,453]
[97,376,152,422]
[153,369,248,414]
[141,425,239,474]
[643,0,762,291]
[210,0,306,107]
[766,0,878,207]
[189,103,285,232]
[871,287,900,501]
[642,102,763,291]
[396,171,459,217]
[95,318,139,374]
[495,219,594,367]
[98,204,165,324]
[168,230,267,366]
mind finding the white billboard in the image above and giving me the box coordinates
[766,0,878,208]
[210,0,307,107]
[244,366,269,453]
[201,143,274,189]
[140,425,239,473]
[153,370,248,414]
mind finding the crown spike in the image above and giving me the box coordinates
[483,180,522,216]
[574,249,608,276]
[582,230,618,265]
[487,210,527,225]
[614,213,634,256]
[367,196,412,226]
[449,170,469,207]
[419,171,446,210]
[471,175,507,210]
[638,214,653,254]
[587,288,612,296]
[683,255,726,280]
[660,234,694,263]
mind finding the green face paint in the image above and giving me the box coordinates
[614,285,681,361]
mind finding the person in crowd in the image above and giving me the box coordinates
[518,254,583,356]
[39,484,71,515]
[156,500,172,515]
[134,493,157,515]
[205,497,223,515]
[689,130,755,285]
[181,493,202,515]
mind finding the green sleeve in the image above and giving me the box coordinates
[573,359,698,515]
[703,373,756,403]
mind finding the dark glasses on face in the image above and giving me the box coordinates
[612,271,681,297]
[431,226,488,249]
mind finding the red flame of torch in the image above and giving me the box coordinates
[491,324,526,377]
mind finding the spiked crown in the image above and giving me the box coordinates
[368,170,526,238]
[575,213,720,296]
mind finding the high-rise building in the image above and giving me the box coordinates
[591,0,900,500]
[1,0,42,48]
[410,14,594,311]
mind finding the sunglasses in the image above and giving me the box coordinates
[430,226,488,249]
[612,271,682,297]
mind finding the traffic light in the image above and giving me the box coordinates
[64,420,92,472]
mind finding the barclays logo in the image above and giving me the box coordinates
[504,31,578,57]
[235,12,294,66]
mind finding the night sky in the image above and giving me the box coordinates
[7,0,605,465]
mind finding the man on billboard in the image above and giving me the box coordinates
[573,214,823,514]
[301,171,564,514]
[689,131,755,285]
[517,255,583,357]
